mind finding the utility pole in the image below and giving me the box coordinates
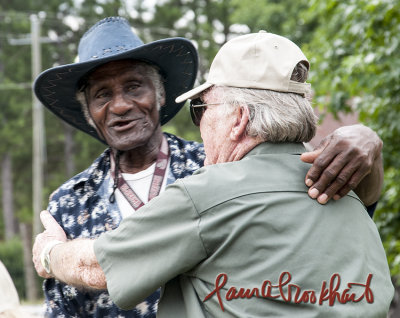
[8,14,50,237]
[6,14,45,301]
[7,14,60,302]
[31,14,45,237]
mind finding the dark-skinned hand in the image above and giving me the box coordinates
[301,124,383,205]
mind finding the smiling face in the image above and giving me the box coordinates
[85,60,165,151]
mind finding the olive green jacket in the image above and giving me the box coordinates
[95,142,394,317]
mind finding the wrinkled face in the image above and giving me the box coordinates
[199,90,234,165]
[86,60,164,151]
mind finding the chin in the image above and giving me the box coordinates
[111,135,153,152]
[112,142,145,152]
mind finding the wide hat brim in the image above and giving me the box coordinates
[34,37,198,143]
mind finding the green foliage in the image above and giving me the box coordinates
[0,237,44,299]
[0,215,4,240]
[302,0,400,280]
[0,9,35,224]
[1,0,399,294]
[164,104,202,142]
[231,0,314,45]
[0,238,25,299]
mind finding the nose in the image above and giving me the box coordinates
[108,91,132,116]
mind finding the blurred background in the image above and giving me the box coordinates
[0,0,399,315]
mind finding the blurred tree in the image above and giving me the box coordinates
[231,0,312,44]
[1,0,399,305]
[145,0,244,141]
[301,0,400,282]
[0,0,128,301]
[232,0,400,281]
[0,6,38,300]
[0,9,32,237]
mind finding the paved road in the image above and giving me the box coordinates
[21,304,45,317]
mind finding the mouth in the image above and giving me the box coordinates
[109,118,140,132]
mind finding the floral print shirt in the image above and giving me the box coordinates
[43,133,205,318]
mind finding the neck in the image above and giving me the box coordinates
[228,137,261,162]
[208,137,261,165]
[112,131,164,174]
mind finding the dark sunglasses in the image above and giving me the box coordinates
[189,98,222,126]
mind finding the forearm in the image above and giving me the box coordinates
[354,152,384,207]
[50,239,107,290]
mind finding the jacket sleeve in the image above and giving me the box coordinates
[94,179,207,310]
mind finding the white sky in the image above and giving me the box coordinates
[63,0,161,30]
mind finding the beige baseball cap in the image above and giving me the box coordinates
[175,31,311,103]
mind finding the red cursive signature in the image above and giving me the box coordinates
[203,272,374,312]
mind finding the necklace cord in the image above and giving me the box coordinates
[109,150,121,203]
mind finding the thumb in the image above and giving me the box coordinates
[300,148,322,164]
[301,137,330,163]
[40,210,60,231]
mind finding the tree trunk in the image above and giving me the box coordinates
[1,152,17,240]
[63,122,75,178]
[20,223,38,301]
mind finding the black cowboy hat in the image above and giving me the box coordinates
[34,17,198,143]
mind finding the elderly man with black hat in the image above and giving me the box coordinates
[34,16,204,318]
[34,18,384,318]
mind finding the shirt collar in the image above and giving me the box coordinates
[245,142,306,158]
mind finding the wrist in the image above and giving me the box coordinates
[40,240,64,276]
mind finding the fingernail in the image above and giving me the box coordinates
[333,194,340,200]
[309,188,319,199]
[318,194,328,204]
[305,179,314,187]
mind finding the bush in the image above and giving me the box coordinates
[0,237,25,299]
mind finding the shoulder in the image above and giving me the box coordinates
[178,153,309,213]
[164,132,206,178]
[164,132,204,156]
[51,149,110,195]
[47,149,111,217]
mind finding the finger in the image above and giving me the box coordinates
[32,233,52,278]
[40,210,60,231]
[316,160,367,204]
[335,168,369,199]
[301,136,331,167]
[33,254,51,279]
[300,148,322,164]
[303,145,340,187]
[315,173,350,204]
[40,210,67,242]
[303,152,330,187]
[301,150,322,186]
[32,233,45,260]
[309,152,351,198]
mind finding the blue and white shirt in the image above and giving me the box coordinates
[43,133,205,318]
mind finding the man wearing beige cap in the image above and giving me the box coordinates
[33,32,393,317]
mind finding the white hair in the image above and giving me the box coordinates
[205,62,317,143]
[76,61,165,128]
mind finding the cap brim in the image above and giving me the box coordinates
[34,38,198,143]
[175,82,213,103]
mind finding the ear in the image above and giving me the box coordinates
[230,106,250,141]
[159,90,166,109]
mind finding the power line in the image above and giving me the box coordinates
[0,83,31,90]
